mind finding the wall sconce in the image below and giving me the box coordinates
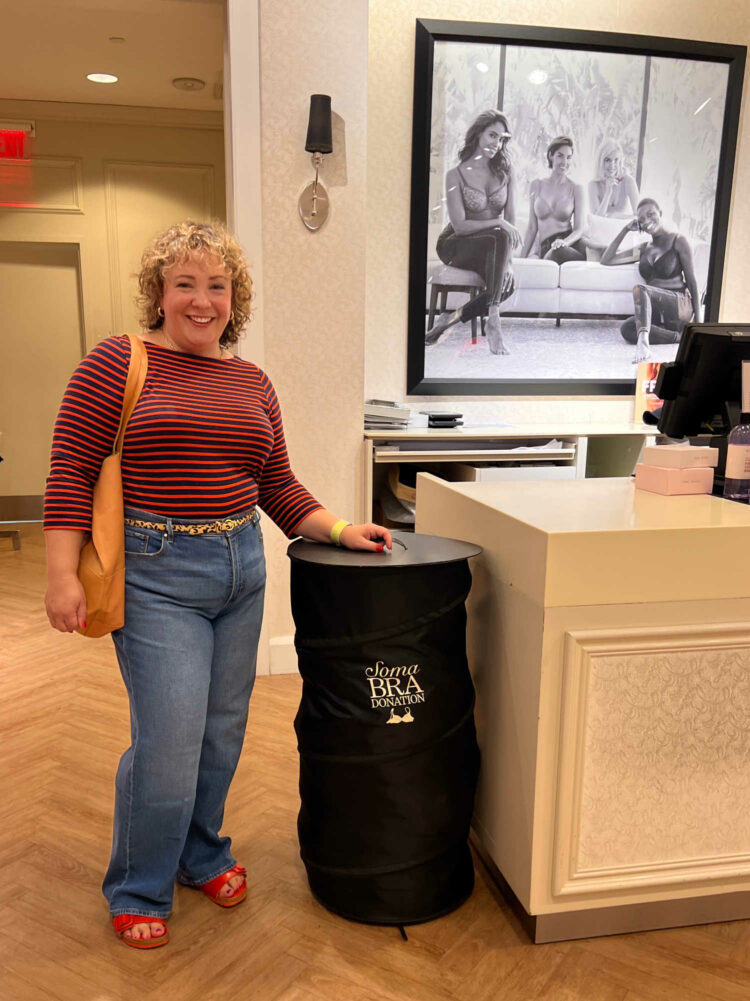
[298,94,332,232]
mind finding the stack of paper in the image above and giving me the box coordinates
[365,399,411,430]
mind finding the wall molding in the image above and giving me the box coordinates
[553,623,750,898]
[0,155,83,213]
[0,98,223,132]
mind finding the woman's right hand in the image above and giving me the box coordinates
[601,216,643,266]
[497,221,522,249]
[45,574,87,632]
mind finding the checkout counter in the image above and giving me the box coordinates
[416,474,750,942]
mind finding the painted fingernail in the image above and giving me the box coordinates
[376,545,384,553]
[82,621,87,629]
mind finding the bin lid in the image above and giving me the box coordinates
[287,531,481,568]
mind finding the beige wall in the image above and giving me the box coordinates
[243,0,369,649]
[366,0,750,423]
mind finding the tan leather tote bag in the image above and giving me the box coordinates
[76,335,148,637]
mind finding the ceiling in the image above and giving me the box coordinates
[1,0,224,111]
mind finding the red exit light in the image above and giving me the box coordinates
[0,130,27,158]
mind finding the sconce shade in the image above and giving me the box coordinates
[305,94,333,154]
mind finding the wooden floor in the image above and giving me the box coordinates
[4,525,750,1001]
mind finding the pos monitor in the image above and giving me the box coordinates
[656,323,750,440]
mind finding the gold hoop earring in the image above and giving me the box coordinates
[157,307,165,318]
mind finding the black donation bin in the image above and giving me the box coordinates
[288,531,482,926]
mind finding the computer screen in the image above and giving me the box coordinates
[656,324,750,439]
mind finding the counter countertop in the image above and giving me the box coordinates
[439,476,750,535]
[415,475,750,607]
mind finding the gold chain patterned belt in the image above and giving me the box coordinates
[124,510,257,535]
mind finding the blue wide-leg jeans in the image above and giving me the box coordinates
[103,506,266,919]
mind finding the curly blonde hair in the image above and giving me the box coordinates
[136,220,252,348]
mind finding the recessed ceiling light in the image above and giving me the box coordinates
[476,62,489,73]
[87,73,118,84]
[172,77,206,92]
[528,69,548,86]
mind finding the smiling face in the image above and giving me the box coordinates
[160,253,232,357]
[637,201,663,234]
[597,141,624,179]
[602,153,622,178]
[550,144,573,174]
[477,122,509,160]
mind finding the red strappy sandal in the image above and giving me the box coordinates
[112,914,169,949]
[197,863,247,907]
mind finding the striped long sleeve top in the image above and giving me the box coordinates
[44,335,322,536]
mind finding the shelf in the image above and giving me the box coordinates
[374,447,576,464]
[362,426,652,522]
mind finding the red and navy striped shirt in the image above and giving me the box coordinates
[44,335,322,536]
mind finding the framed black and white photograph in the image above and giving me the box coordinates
[406,19,746,396]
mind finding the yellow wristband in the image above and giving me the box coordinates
[330,519,351,546]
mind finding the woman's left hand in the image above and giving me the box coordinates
[340,523,393,552]
[550,238,566,250]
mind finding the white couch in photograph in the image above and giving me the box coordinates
[426,215,709,338]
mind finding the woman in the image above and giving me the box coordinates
[425,110,522,355]
[521,135,586,264]
[601,197,701,362]
[44,220,392,949]
[588,139,639,219]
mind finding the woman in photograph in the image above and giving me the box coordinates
[521,135,586,264]
[424,109,522,355]
[601,197,701,362]
[43,220,391,950]
[588,139,639,219]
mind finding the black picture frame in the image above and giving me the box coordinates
[407,19,746,397]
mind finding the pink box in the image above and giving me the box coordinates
[635,463,714,495]
[642,444,719,468]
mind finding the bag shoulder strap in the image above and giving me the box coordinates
[112,334,148,456]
